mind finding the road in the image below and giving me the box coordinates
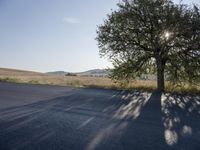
[0,82,199,150]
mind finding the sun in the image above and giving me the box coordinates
[161,31,172,40]
[165,32,170,39]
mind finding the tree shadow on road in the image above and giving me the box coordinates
[0,88,199,150]
[161,93,200,149]
[86,91,200,150]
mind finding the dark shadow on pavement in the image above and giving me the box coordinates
[161,93,200,149]
[0,88,199,150]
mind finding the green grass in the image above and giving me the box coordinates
[165,83,200,94]
[0,77,19,83]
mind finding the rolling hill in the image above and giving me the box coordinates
[0,68,45,77]
[47,69,109,77]
[46,71,68,76]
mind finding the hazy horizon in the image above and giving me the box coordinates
[0,67,108,74]
[0,0,197,72]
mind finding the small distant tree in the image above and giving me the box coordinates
[96,0,200,92]
[65,73,77,76]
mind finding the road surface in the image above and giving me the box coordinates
[0,82,199,150]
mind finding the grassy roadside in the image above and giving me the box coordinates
[0,76,199,94]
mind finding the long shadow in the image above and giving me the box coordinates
[84,91,200,150]
[0,88,199,150]
[161,93,200,149]
[86,91,165,150]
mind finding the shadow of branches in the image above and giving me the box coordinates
[161,93,200,149]
[0,88,199,150]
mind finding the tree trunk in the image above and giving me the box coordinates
[156,59,165,92]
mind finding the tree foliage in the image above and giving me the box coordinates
[96,0,200,91]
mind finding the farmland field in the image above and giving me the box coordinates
[0,68,199,93]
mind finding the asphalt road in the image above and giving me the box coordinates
[0,82,199,150]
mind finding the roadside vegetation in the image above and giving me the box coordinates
[0,75,199,94]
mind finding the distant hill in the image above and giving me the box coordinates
[46,71,68,76]
[0,68,45,76]
[77,69,109,77]
[0,68,155,80]
[46,69,110,77]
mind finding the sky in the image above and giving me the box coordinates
[0,0,199,72]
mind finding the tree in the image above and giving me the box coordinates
[96,0,200,92]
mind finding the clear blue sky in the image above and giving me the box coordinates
[0,0,198,72]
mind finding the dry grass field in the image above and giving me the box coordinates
[0,68,116,87]
[0,68,199,94]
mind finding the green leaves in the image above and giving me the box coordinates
[96,0,200,90]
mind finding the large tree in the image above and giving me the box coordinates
[96,0,200,92]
